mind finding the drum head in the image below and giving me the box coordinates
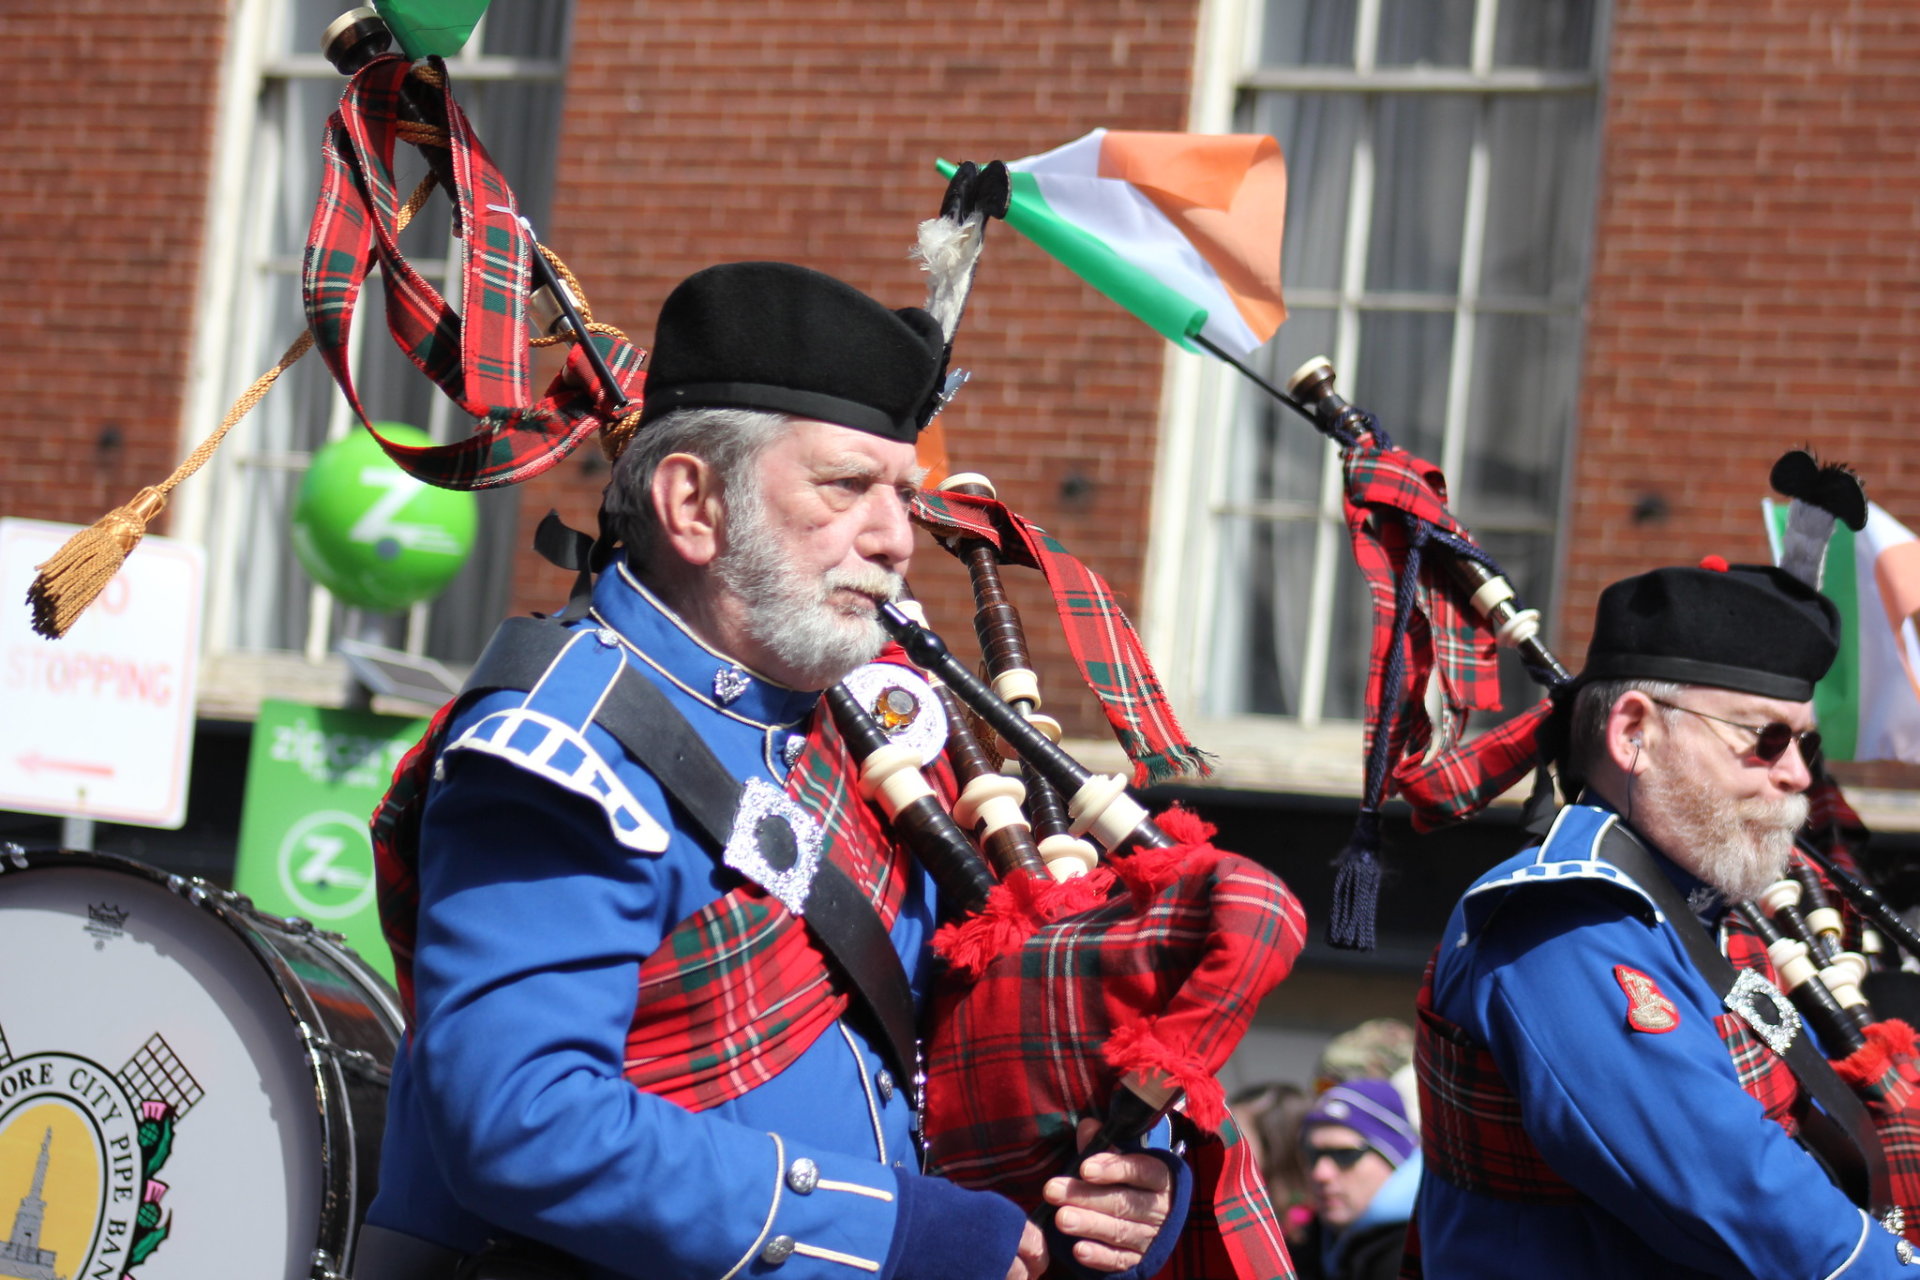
[0,852,334,1280]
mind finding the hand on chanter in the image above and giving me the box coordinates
[1041,1117,1178,1274]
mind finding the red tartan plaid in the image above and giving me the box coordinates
[373,670,914,1111]
[1412,958,1583,1204]
[921,810,1305,1280]
[1342,444,1504,811]
[305,55,645,491]
[909,489,1208,786]
[1395,697,1555,833]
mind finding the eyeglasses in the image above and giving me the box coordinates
[1303,1145,1374,1170]
[1648,698,1821,766]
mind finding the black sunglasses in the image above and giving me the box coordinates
[1303,1145,1374,1170]
[1648,698,1821,766]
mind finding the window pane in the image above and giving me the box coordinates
[477,1,572,57]
[1354,309,1455,464]
[1462,313,1580,525]
[1377,0,1475,68]
[1495,0,1599,70]
[1251,94,1361,294]
[1260,0,1358,67]
[1211,517,1319,716]
[1367,95,1474,294]
[1481,95,1599,301]
[1323,553,1374,722]
[1255,306,1340,507]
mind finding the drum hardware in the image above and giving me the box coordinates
[305,1029,397,1083]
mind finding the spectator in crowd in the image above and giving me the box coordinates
[1299,1079,1421,1280]
[1229,1082,1318,1271]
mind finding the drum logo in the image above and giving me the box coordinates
[0,1023,195,1280]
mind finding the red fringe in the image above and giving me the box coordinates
[1110,805,1212,902]
[1835,1019,1920,1097]
[1105,1019,1228,1133]
[932,867,1117,978]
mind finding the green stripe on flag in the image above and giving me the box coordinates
[1816,519,1861,761]
[939,159,1208,351]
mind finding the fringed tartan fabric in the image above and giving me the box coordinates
[373,672,916,1111]
[305,55,645,490]
[909,488,1209,786]
[920,810,1306,1280]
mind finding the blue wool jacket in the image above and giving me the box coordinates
[1415,802,1914,1277]
[365,563,1026,1280]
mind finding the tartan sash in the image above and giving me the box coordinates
[623,702,916,1110]
[304,55,645,490]
[373,657,915,1113]
[909,488,1208,786]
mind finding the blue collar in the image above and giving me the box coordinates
[589,561,819,731]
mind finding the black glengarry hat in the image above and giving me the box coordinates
[1580,560,1840,701]
[636,261,947,442]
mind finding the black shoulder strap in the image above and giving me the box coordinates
[460,616,920,1090]
[1599,822,1888,1213]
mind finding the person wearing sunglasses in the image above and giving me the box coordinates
[1408,559,1918,1277]
[1298,1079,1421,1280]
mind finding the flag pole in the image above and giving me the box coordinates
[1188,334,1315,422]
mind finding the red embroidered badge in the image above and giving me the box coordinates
[1615,965,1681,1033]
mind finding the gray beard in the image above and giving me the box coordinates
[1635,754,1809,902]
[712,489,903,690]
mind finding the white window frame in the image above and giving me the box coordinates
[1144,0,1607,791]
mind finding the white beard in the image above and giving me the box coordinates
[713,488,903,690]
[1636,753,1809,902]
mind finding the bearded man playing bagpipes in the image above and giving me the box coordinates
[355,260,1224,1280]
[1408,559,1920,1276]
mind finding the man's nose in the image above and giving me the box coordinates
[1772,737,1814,792]
[860,489,916,567]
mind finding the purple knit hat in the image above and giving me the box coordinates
[1301,1079,1419,1168]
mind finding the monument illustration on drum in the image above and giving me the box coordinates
[0,848,405,1280]
[0,1025,191,1280]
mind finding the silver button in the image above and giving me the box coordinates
[761,1235,796,1265]
[593,627,621,648]
[876,1070,895,1103]
[786,1158,819,1194]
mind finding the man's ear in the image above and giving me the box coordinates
[1605,692,1659,774]
[652,453,724,568]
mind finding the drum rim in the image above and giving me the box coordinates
[1,843,396,1278]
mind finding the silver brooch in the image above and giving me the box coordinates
[712,665,751,706]
[781,735,807,768]
[1724,968,1800,1056]
[839,663,948,765]
[723,778,823,916]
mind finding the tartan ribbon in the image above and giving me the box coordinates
[1331,441,1528,948]
[305,55,644,490]
[909,488,1209,786]
[921,808,1306,1280]
[373,670,915,1113]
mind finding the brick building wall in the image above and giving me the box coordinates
[0,2,225,531]
[1569,0,1920,663]
[506,0,1206,740]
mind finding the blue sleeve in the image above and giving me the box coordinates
[1467,889,1908,1277]
[407,749,1022,1280]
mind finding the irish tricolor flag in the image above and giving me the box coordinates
[943,129,1288,359]
[1767,499,1920,762]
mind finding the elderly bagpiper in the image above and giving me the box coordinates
[354,261,1189,1280]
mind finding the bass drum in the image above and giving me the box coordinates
[0,845,403,1280]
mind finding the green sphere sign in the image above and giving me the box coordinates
[291,423,477,612]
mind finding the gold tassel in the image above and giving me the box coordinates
[25,173,444,640]
[26,488,169,638]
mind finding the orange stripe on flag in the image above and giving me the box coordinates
[1097,131,1288,342]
